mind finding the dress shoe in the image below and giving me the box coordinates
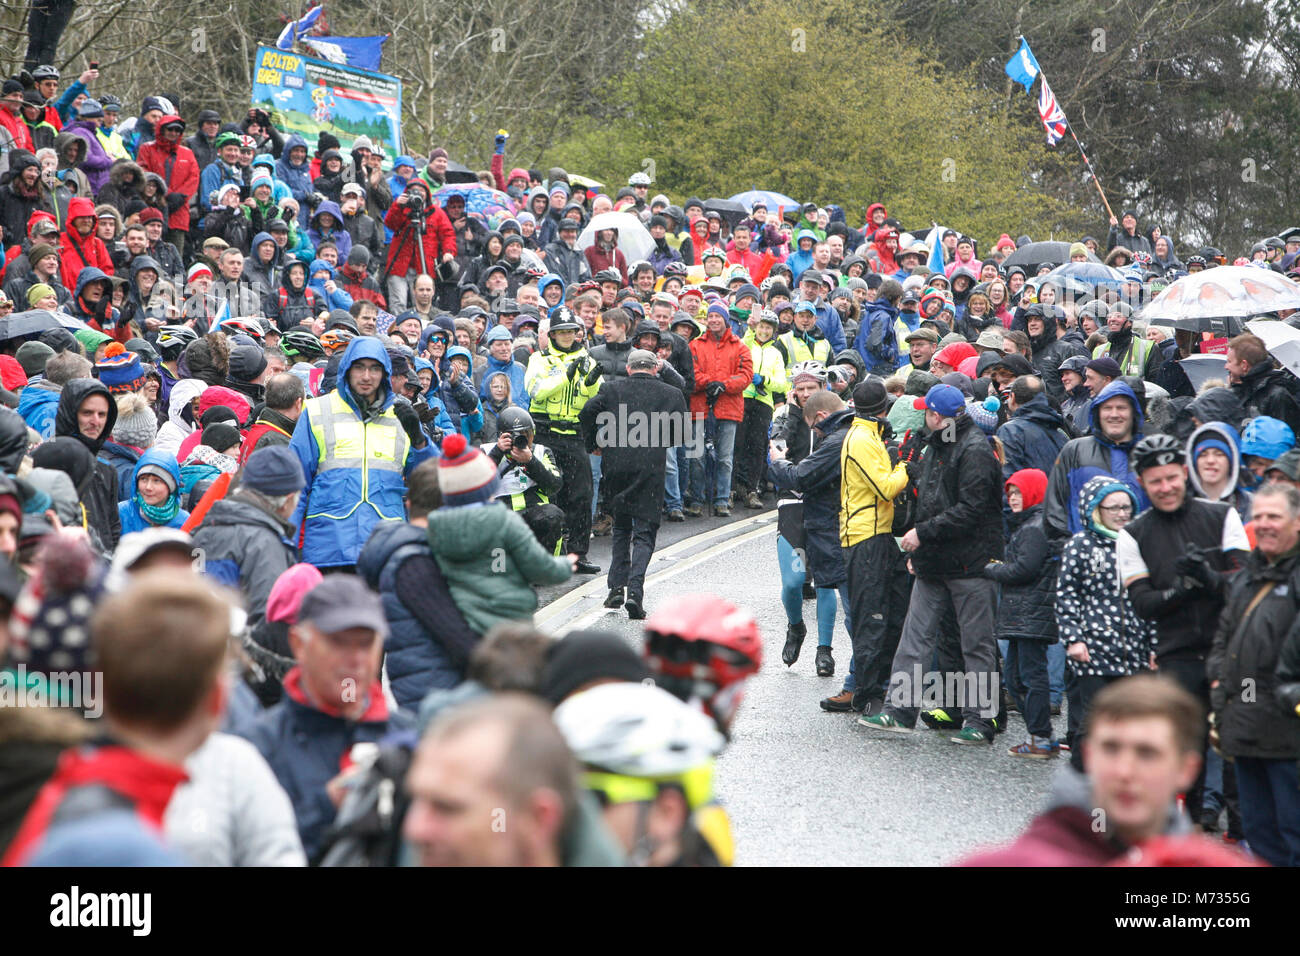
[604,588,624,608]
[625,595,646,620]
[574,559,602,574]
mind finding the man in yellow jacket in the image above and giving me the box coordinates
[834,380,914,714]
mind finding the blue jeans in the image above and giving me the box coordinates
[1047,641,1064,707]
[1234,756,1300,867]
[589,453,602,518]
[663,445,682,511]
[1004,639,1052,740]
[687,418,737,507]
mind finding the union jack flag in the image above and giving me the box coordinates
[1037,79,1068,146]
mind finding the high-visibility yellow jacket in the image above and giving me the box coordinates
[839,415,910,546]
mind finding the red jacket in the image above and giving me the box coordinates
[2,744,188,867]
[136,119,200,232]
[384,200,457,278]
[0,107,33,153]
[58,197,114,291]
[340,263,386,308]
[583,244,628,285]
[689,327,753,422]
[726,243,776,284]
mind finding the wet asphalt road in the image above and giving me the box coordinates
[537,507,1071,866]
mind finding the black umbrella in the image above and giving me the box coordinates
[703,198,748,227]
[0,309,84,342]
[443,160,478,185]
[1001,241,1100,273]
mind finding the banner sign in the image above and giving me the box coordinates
[250,44,401,161]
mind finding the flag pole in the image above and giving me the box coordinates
[1064,124,1116,223]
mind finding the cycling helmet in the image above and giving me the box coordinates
[239,135,257,150]
[662,261,687,278]
[643,594,762,733]
[700,246,727,263]
[629,260,655,278]
[553,681,724,799]
[1241,416,1297,462]
[547,306,582,333]
[156,324,198,359]
[214,131,242,150]
[1130,433,1185,473]
[755,309,779,328]
[219,317,265,341]
[628,171,652,187]
[1265,237,1286,252]
[99,94,122,112]
[1185,254,1207,270]
[280,329,326,361]
[788,360,828,383]
[319,328,356,354]
[31,65,59,82]
[495,407,535,435]
[123,337,159,365]
[594,268,622,286]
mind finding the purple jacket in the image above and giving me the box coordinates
[67,120,114,195]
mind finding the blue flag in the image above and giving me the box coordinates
[1004,38,1040,94]
[275,5,324,51]
[928,226,947,275]
[301,35,389,71]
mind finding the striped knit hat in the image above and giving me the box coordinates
[437,433,500,507]
[95,342,148,393]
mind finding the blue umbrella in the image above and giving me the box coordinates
[729,190,799,214]
[1044,261,1124,289]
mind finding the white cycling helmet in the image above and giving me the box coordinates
[628,171,652,187]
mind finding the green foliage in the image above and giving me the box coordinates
[546,0,1074,241]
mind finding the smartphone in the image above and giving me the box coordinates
[89,61,99,70]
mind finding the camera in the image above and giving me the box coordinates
[406,192,426,213]
[509,431,529,449]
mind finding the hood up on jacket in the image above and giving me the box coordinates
[1186,421,1242,502]
[167,378,206,428]
[336,335,394,415]
[1078,473,1137,540]
[128,447,182,503]
[55,377,118,455]
[1087,379,1143,448]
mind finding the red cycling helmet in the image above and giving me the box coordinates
[643,594,762,734]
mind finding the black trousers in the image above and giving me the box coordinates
[608,514,659,598]
[541,430,593,557]
[520,502,565,554]
[1067,670,1124,772]
[1159,655,1211,820]
[733,398,772,495]
[843,535,911,704]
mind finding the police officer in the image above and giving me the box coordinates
[524,307,603,573]
[487,407,565,553]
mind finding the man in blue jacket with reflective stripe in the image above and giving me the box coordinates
[290,336,436,570]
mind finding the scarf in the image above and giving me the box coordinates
[137,491,180,526]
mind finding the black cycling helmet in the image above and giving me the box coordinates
[123,337,159,365]
[280,329,326,361]
[662,261,687,278]
[156,324,199,359]
[1130,433,1185,474]
[496,407,535,435]
[594,268,622,285]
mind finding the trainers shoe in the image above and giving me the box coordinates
[666,509,685,522]
[603,588,624,609]
[682,503,703,518]
[782,622,806,666]
[591,514,613,536]
[815,645,834,677]
[950,726,993,745]
[920,708,960,730]
[714,504,731,517]
[744,491,763,509]
[820,690,855,712]
[857,712,913,733]
[1008,740,1057,759]
[574,559,602,574]
[625,596,646,620]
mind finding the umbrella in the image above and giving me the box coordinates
[1178,354,1230,392]
[568,173,605,191]
[1043,261,1126,289]
[1246,318,1300,379]
[728,190,799,214]
[1001,241,1101,272]
[1140,267,1300,328]
[430,184,516,224]
[578,211,654,264]
[0,309,84,341]
[703,198,748,227]
[442,160,478,184]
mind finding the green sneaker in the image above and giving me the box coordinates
[920,708,959,730]
[950,726,993,745]
[857,712,913,733]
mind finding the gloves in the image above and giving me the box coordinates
[706,381,726,401]
[93,296,112,327]
[904,459,923,481]
[493,131,508,154]
[413,400,437,425]
[1174,547,1221,591]
[452,381,480,413]
[165,191,187,213]
[751,374,764,387]
[584,364,602,387]
[566,358,583,381]
[392,397,427,447]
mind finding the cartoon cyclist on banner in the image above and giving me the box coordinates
[310,80,336,124]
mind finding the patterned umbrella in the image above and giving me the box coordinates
[1139,266,1300,324]
[430,184,517,224]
